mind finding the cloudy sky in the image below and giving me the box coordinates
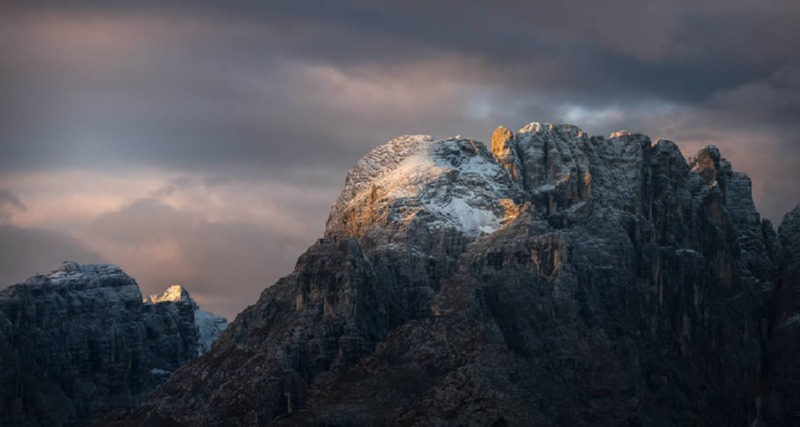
[1,1,798,319]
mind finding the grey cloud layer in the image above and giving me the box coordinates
[1,1,798,316]
[0,189,26,223]
[2,1,798,174]
[0,225,104,287]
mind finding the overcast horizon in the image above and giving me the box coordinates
[1,1,799,319]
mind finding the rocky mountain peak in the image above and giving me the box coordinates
[780,203,800,248]
[779,203,800,288]
[325,122,702,239]
[147,284,192,304]
[325,133,523,238]
[758,203,800,425]
[143,283,226,356]
[38,261,128,286]
[101,122,798,426]
[490,125,521,183]
[0,262,227,427]
[689,145,728,182]
[490,125,513,154]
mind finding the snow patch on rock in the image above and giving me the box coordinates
[328,135,522,237]
[44,262,126,286]
[194,309,227,355]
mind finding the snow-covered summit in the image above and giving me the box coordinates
[39,261,127,286]
[8,261,146,305]
[326,134,525,237]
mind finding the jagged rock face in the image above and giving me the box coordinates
[146,284,228,356]
[760,204,800,425]
[779,205,800,291]
[110,123,792,426]
[0,262,226,427]
[490,125,523,183]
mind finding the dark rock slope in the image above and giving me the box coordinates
[760,204,800,425]
[0,262,226,426]
[109,123,797,426]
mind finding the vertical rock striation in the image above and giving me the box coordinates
[0,262,226,426]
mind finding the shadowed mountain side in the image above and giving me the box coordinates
[0,262,227,427]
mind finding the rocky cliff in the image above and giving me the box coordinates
[107,122,796,426]
[0,262,227,426]
[760,205,800,425]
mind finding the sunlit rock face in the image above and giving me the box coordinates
[147,284,192,304]
[0,262,226,427]
[326,134,527,239]
[108,122,795,426]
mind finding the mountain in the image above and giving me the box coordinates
[109,122,797,426]
[761,204,800,424]
[0,262,227,426]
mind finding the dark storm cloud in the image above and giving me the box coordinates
[2,0,798,177]
[21,1,800,83]
[705,65,800,131]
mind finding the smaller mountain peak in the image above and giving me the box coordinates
[689,145,725,179]
[148,285,191,304]
[698,145,721,161]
